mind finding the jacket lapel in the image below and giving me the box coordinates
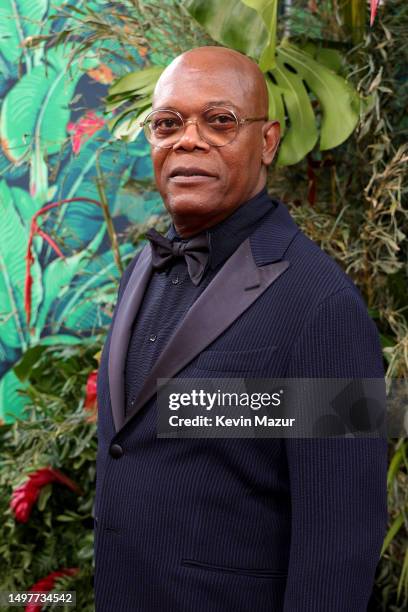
[109,200,299,434]
[108,244,153,432]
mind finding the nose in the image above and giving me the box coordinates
[172,120,210,152]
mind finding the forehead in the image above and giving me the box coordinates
[152,65,252,114]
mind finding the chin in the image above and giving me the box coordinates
[165,191,221,217]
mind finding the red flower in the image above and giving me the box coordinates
[84,370,98,422]
[67,111,105,154]
[370,0,380,26]
[25,568,79,612]
[25,197,101,327]
[85,370,97,409]
[10,468,82,523]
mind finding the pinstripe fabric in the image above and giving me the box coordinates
[94,194,387,612]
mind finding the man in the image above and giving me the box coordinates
[95,46,388,611]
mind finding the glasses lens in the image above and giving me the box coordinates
[145,110,183,147]
[200,107,238,146]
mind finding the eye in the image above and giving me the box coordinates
[150,115,182,133]
[205,112,236,130]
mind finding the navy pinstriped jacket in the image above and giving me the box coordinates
[95,193,388,611]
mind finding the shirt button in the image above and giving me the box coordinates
[109,444,124,458]
[149,334,157,342]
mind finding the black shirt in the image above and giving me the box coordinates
[124,186,277,415]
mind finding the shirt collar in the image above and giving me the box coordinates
[166,186,277,271]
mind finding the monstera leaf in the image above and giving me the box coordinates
[181,0,363,165]
[267,42,362,165]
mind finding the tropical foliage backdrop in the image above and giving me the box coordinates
[0,1,406,610]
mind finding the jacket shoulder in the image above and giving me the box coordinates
[285,229,365,309]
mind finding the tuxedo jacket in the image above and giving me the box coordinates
[94,198,388,611]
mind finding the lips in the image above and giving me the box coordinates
[169,166,216,178]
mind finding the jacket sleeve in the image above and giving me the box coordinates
[282,287,388,612]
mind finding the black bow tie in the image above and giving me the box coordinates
[145,227,210,286]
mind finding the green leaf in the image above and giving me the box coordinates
[54,244,133,332]
[0,182,43,348]
[184,0,269,64]
[33,224,106,336]
[37,483,52,511]
[21,550,33,571]
[107,66,165,102]
[0,47,79,163]
[276,42,361,152]
[299,41,344,74]
[265,75,285,136]
[6,185,38,228]
[387,443,408,489]
[29,145,49,203]
[14,346,47,382]
[38,334,83,346]
[269,52,318,166]
[0,182,31,350]
[111,106,152,142]
[55,514,78,522]
[106,66,164,137]
[0,0,48,66]
[0,369,29,423]
[241,0,278,71]
[397,546,408,601]
[381,513,405,556]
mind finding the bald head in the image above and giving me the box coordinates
[153,46,269,116]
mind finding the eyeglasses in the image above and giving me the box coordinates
[139,106,268,148]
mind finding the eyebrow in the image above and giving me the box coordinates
[152,100,241,112]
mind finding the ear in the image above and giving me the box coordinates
[261,120,281,166]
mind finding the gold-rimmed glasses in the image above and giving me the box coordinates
[140,107,268,148]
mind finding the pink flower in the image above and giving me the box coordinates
[10,468,81,523]
[25,568,79,611]
[370,0,381,26]
[67,111,105,154]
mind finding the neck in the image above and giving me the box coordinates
[172,181,267,239]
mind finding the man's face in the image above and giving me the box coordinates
[150,58,279,235]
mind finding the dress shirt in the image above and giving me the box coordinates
[124,186,278,415]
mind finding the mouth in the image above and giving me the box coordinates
[169,166,217,179]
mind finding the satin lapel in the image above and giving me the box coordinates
[119,238,290,432]
[108,245,152,432]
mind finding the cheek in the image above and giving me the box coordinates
[220,142,261,181]
[151,151,167,186]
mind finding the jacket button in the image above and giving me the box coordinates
[109,443,124,458]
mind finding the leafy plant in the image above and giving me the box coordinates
[0,340,101,611]
[0,0,164,421]
[105,0,371,165]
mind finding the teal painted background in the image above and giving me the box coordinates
[0,1,165,422]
